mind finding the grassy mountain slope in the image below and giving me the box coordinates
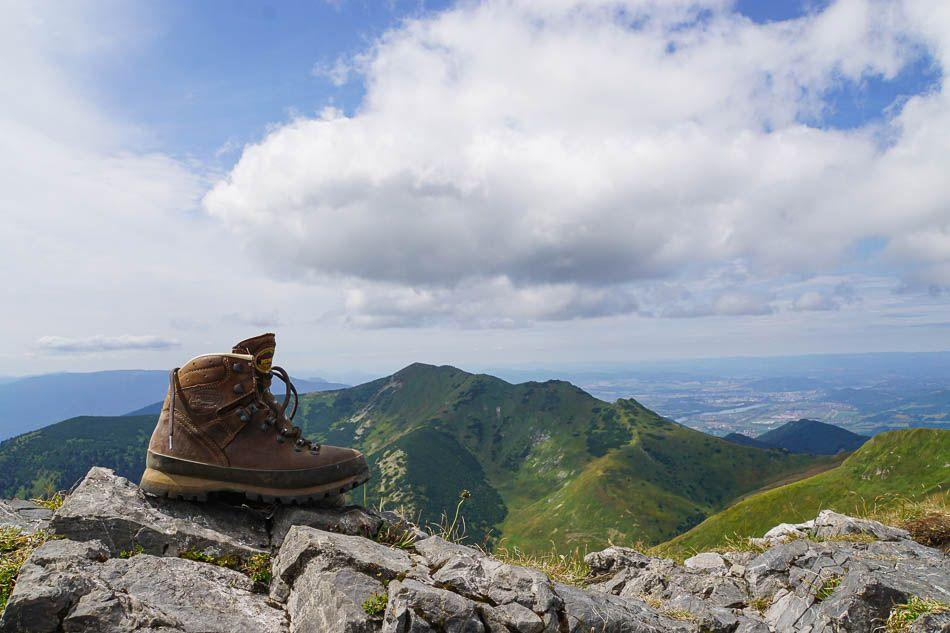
[500,401,835,549]
[0,415,155,498]
[296,363,833,551]
[757,418,867,454]
[655,428,949,558]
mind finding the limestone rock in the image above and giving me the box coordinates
[0,499,53,534]
[51,468,269,557]
[382,579,484,633]
[812,509,911,541]
[271,505,383,548]
[1,544,286,633]
[420,536,561,616]
[683,551,727,571]
[4,467,949,633]
[273,525,413,591]
[286,567,384,633]
[910,611,950,632]
[555,582,688,633]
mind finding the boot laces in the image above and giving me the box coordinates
[260,365,320,453]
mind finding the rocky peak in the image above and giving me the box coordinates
[1,467,947,632]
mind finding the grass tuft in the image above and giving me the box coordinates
[118,544,145,559]
[362,592,388,617]
[428,490,471,544]
[29,491,66,512]
[1,527,54,612]
[661,608,696,621]
[244,553,273,584]
[884,596,950,632]
[666,532,768,563]
[375,523,418,550]
[861,493,950,552]
[179,550,272,585]
[490,541,590,586]
[748,595,772,614]
[814,575,842,601]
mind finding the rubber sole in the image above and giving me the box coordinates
[140,467,369,504]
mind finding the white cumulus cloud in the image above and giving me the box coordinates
[36,335,180,354]
[204,0,950,326]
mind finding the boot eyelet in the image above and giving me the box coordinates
[260,423,268,432]
[233,363,244,373]
[233,383,245,394]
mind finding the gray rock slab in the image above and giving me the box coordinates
[0,539,108,633]
[812,509,911,541]
[286,566,384,633]
[271,505,384,548]
[1,546,286,633]
[51,467,269,557]
[910,610,950,633]
[272,525,413,603]
[429,546,561,615]
[486,601,545,633]
[555,582,688,633]
[0,499,53,534]
[382,579,484,633]
[683,551,727,571]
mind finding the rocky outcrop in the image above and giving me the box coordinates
[2,468,948,632]
[585,512,949,633]
[0,499,53,534]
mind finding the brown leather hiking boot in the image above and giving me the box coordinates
[141,333,369,503]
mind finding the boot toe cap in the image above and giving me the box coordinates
[311,445,368,481]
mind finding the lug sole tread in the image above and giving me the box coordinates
[140,467,369,505]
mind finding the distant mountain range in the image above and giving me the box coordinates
[0,370,347,440]
[724,419,868,455]
[4,363,938,557]
[657,427,949,558]
[0,363,839,552]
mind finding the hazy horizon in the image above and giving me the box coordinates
[4,349,949,387]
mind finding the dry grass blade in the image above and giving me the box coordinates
[1,527,55,611]
[884,596,950,632]
[490,541,590,586]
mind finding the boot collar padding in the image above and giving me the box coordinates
[182,352,254,365]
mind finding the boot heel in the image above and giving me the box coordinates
[140,468,210,501]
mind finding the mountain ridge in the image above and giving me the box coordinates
[723,418,868,455]
[656,427,949,558]
[293,362,835,550]
[0,363,843,551]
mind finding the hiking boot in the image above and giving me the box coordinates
[141,333,369,503]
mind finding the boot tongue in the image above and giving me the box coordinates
[232,333,276,376]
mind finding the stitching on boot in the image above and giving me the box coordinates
[173,413,229,466]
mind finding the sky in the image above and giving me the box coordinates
[1,0,949,380]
